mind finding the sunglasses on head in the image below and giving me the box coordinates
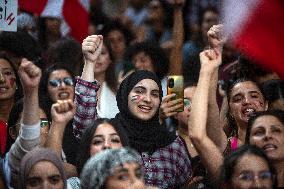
[49,77,74,87]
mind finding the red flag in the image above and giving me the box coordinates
[19,0,48,15]
[19,0,89,42]
[63,0,89,42]
[223,0,284,78]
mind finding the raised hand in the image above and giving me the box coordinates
[82,35,103,63]
[51,99,75,125]
[159,94,183,122]
[18,58,41,91]
[207,24,227,49]
[199,49,222,72]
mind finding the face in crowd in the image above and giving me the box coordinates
[89,122,122,156]
[20,149,66,189]
[229,152,273,189]
[11,109,50,147]
[176,86,196,128]
[228,81,266,127]
[107,29,126,60]
[128,79,160,121]
[47,69,74,102]
[80,148,147,189]
[104,162,145,189]
[0,58,17,101]
[132,52,155,73]
[26,160,64,189]
[249,113,284,163]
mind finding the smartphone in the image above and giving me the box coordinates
[167,75,184,112]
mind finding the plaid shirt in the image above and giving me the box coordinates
[73,78,100,140]
[73,78,192,188]
[140,136,192,188]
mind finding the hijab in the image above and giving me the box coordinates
[19,148,66,189]
[112,70,176,153]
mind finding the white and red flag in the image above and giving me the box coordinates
[223,0,284,78]
[19,0,89,42]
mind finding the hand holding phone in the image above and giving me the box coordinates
[167,75,184,112]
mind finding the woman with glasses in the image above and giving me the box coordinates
[5,99,50,153]
[221,145,275,189]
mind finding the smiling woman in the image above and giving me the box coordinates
[224,78,267,155]
[0,54,22,156]
[74,35,192,189]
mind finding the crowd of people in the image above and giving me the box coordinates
[0,0,284,189]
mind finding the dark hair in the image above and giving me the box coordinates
[226,78,264,102]
[225,78,265,137]
[0,53,23,101]
[0,31,43,69]
[198,6,219,26]
[183,54,200,84]
[262,79,284,103]
[39,64,75,121]
[76,118,129,174]
[46,38,84,76]
[99,20,133,46]
[103,41,118,93]
[221,145,276,187]
[245,110,284,144]
[38,17,62,51]
[124,41,169,80]
[148,0,173,28]
[235,55,275,82]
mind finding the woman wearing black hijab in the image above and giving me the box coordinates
[73,35,192,188]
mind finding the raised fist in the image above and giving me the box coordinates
[18,58,41,90]
[207,24,227,49]
[199,49,222,71]
[82,35,103,63]
[51,99,75,124]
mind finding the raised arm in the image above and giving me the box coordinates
[206,25,227,150]
[73,35,102,140]
[45,99,75,157]
[188,49,223,181]
[9,59,41,187]
[45,99,77,177]
[168,0,185,75]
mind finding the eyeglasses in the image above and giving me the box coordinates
[184,98,192,108]
[40,118,50,128]
[238,171,272,181]
[49,77,74,87]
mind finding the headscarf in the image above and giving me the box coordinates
[80,147,141,189]
[111,70,176,153]
[19,148,66,189]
